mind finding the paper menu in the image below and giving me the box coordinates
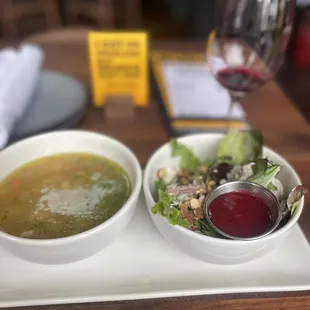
[161,60,246,120]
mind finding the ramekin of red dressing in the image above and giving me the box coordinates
[203,181,283,241]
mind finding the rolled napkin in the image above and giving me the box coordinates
[0,44,44,149]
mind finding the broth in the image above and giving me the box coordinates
[0,152,131,239]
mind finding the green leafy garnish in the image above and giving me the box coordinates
[170,138,201,171]
[216,129,263,165]
[290,201,300,217]
[287,185,307,217]
[249,158,280,189]
[247,161,280,187]
[251,158,269,174]
[155,179,166,191]
[199,220,220,238]
[151,190,191,228]
[267,182,277,191]
[202,160,213,167]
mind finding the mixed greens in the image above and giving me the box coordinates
[151,129,303,237]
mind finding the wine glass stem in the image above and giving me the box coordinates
[227,94,238,131]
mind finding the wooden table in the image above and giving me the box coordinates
[6,28,310,310]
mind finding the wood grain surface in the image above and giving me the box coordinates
[3,27,310,310]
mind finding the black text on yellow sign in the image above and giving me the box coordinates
[88,32,149,108]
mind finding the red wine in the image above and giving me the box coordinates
[216,67,268,93]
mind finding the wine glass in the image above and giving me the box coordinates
[206,0,295,128]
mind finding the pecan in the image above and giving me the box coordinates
[207,180,216,192]
[184,200,191,207]
[199,187,207,194]
[180,177,190,185]
[180,204,189,218]
[199,166,208,174]
[190,198,201,209]
[191,225,200,231]
[178,169,189,177]
[185,211,195,224]
[194,208,204,219]
[157,168,165,179]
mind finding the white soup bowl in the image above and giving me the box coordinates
[0,130,142,265]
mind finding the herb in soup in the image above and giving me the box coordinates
[0,153,131,239]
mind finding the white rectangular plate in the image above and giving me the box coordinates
[1,195,310,309]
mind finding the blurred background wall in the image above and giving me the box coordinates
[1,0,310,119]
[0,0,217,40]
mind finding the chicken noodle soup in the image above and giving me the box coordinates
[0,153,131,239]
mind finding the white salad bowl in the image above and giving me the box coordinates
[0,130,142,265]
[143,133,304,265]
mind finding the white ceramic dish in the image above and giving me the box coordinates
[1,195,310,309]
[0,130,142,265]
[143,133,304,265]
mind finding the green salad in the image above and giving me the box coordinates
[151,129,302,237]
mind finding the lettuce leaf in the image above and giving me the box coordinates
[247,160,281,187]
[199,220,220,238]
[155,179,167,191]
[290,198,301,217]
[170,138,201,171]
[251,158,269,174]
[287,185,307,217]
[216,129,263,165]
[151,190,191,228]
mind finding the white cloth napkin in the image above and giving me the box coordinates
[0,44,44,149]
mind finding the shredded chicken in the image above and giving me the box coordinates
[166,185,206,197]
